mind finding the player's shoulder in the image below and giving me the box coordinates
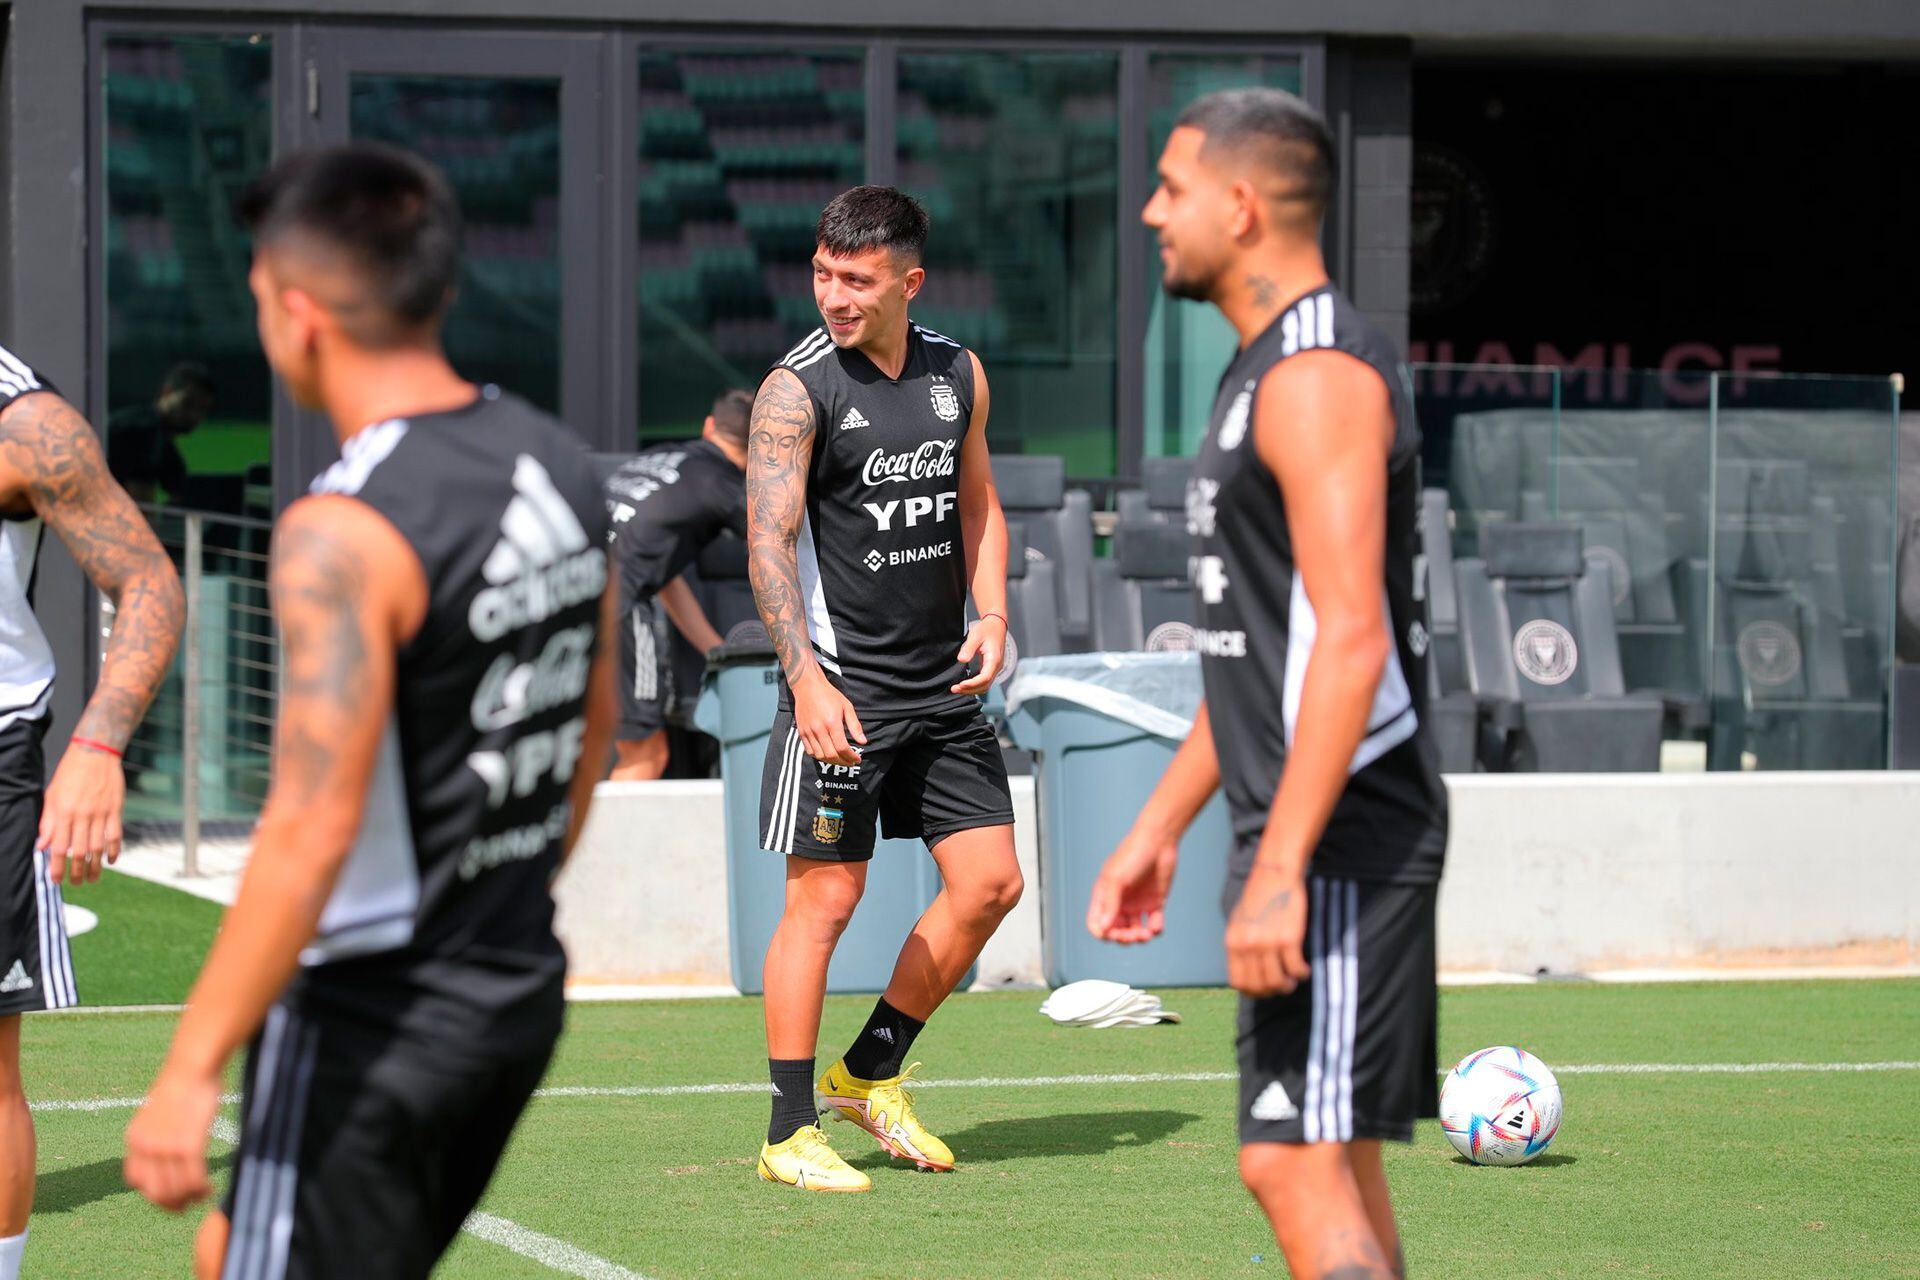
[911,323,977,389]
[0,344,55,419]
[773,327,835,378]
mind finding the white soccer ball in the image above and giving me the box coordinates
[1439,1046,1563,1166]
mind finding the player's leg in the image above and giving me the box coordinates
[757,711,885,1189]
[611,731,669,780]
[1348,1140,1405,1277]
[881,821,1021,1021]
[193,1210,229,1280]
[608,598,671,780]
[0,1016,30,1278]
[1240,1142,1393,1279]
[816,709,1015,1170]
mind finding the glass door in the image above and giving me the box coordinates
[285,29,610,499]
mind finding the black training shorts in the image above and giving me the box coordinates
[757,703,1012,862]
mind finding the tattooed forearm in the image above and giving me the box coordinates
[269,521,370,803]
[746,370,819,683]
[0,394,184,748]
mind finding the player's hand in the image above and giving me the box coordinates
[793,670,866,766]
[1226,865,1311,997]
[951,615,1007,695]
[40,744,125,886]
[124,1069,221,1212]
[1087,825,1180,943]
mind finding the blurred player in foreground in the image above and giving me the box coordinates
[124,142,615,1279]
[1089,89,1449,1280]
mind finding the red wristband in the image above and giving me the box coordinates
[980,611,1009,629]
[70,736,124,760]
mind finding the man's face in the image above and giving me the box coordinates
[1143,126,1239,303]
[248,255,323,409]
[813,244,923,349]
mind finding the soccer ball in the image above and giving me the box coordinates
[1439,1046,1563,1166]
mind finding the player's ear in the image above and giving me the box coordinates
[1227,179,1261,242]
[281,286,325,352]
[901,264,926,303]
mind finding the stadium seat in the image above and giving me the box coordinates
[1419,488,1465,695]
[1113,457,1191,526]
[1708,522,1883,770]
[1093,522,1196,653]
[1454,522,1664,771]
[991,455,1095,651]
[1000,518,1062,671]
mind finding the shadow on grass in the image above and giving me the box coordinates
[37,1150,233,1214]
[1448,1152,1577,1169]
[845,1109,1203,1169]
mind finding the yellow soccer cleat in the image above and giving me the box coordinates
[757,1124,872,1193]
[816,1060,955,1172]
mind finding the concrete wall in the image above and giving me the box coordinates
[556,772,1919,989]
[1438,772,1920,974]
[557,777,1046,990]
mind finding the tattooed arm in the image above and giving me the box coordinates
[0,391,185,884]
[126,495,426,1212]
[746,367,864,766]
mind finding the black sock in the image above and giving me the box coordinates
[767,1058,818,1145]
[841,998,926,1082]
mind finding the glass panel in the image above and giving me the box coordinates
[1410,362,1560,561]
[104,34,274,518]
[897,51,1118,477]
[1142,54,1304,462]
[637,47,865,447]
[1708,373,1898,770]
[103,33,275,825]
[351,76,563,411]
[1554,367,1714,707]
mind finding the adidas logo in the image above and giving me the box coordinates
[839,407,870,431]
[468,455,608,643]
[1249,1081,1298,1122]
[873,1027,895,1044]
[0,961,31,994]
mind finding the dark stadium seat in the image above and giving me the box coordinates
[992,455,1095,651]
[1114,456,1193,527]
[1708,521,1883,770]
[1455,522,1664,771]
[1093,521,1197,653]
[1419,488,1465,696]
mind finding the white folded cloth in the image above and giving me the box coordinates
[1038,979,1182,1027]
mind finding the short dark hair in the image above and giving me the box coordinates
[236,142,462,343]
[710,388,753,444]
[1176,88,1337,217]
[161,362,215,398]
[815,186,929,266]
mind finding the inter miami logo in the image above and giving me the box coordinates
[813,807,844,845]
[930,377,961,423]
[1737,620,1802,687]
[1512,618,1578,686]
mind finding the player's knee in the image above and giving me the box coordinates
[794,877,863,937]
[976,866,1024,920]
[1238,1143,1303,1198]
[194,1210,229,1280]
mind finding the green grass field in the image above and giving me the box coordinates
[20,955,1920,1278]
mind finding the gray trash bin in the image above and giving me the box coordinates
[1005,653,1231,988]
[694,643,949,995]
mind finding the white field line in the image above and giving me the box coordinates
[32,1059,1920,1118]
[207,1111,649,1278]
[461,1213,652,1280]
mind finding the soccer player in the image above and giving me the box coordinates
[122,142,616,1279]
[1088,89,1448,1279]
[0,348,184,1280]
[747,187,1020,1192]
[603,389,750,780]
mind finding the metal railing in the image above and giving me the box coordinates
[120,504,277,874]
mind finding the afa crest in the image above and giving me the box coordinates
[930,380,962,423]
[812,807,844,845]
